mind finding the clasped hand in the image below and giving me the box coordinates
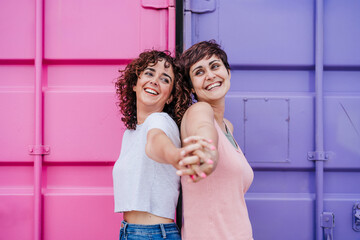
[175,136,218,183]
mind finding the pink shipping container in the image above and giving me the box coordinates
[0,0,176,239]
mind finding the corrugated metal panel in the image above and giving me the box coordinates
[184,0,360,239]
[0,0,175,239]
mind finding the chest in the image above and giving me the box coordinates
[212,130,254,192]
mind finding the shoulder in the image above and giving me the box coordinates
[146,112,176,125]
[146,112,180,146]
[186,102,213,113]
[183,102,214,121]
[223,118,234,133]
[145,112,178,133]
[181,102,215,136]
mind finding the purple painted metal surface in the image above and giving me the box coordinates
[0,1,176,239]
[184,0,360,239]
[314,0,326,239]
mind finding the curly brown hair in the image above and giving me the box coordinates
[115,50,192,130]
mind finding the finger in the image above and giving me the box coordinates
[179,155,200,166]
[192,176,204,183]
[183,136,213,144]
[176,168,196,176]
[182,137,216,154]
[188,174,203,183]
[183,135,207,143]
[186,175,196,183]
[192,149,207,162]
[191,164,207,179]
[207,159,214,164]
[180,143,202,156]
[193,140,216,152]
[199,162,214,175]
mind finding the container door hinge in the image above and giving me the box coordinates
[353,202,360,232]
[184,0,216,13]
[307,151,332,161]
[28,145,50,155]
[141,0,175,9]
[321,212,335,240]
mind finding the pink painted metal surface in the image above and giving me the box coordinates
[0,0,175,239]
[0,1,35,59]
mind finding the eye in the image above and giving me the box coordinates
[144,71,153,77]
[211,63,220,70]
[160,77,170,84]
[195,69,204,76]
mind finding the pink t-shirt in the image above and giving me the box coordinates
[181,120,254,240]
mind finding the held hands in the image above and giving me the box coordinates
[176,136,218,183]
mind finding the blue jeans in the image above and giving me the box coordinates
[119,220,181,240]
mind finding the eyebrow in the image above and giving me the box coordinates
[163,73,173,82]
[191,65,202,73]
[145,67,173,82]
[145,67,155,73]
[191,59,221,73]
[209,59,220,65]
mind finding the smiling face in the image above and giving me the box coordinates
[133,59,174,115]
[189,55,231,103]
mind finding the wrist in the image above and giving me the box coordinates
[165,147,181,167]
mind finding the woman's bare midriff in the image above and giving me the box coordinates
[123,211,174,225]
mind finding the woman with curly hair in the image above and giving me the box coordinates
[113,50,214,240]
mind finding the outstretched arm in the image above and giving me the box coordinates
[178,102,219,181]
[145,128,208,170]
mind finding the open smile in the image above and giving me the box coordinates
[205,82,222,91]
[144,88,159,95]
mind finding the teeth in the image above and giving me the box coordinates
[206,82,221,90]
[144,88,158,95]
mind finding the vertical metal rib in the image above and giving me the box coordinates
[315,0,324,239]
[34,0,44,239]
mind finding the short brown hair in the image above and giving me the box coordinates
[181,40,230,100]
[115,50,192,130]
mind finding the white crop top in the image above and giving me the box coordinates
[112,112,180,219]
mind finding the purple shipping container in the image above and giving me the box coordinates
[183,0,360,239]
[0,0,176,239]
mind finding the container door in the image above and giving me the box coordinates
[0,0,175,239]
[183,0,360,239]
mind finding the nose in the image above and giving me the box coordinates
[149,79,158,86]
[206,70,216,80]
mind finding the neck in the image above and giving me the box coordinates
[207,98,225,127]
[136,104,164,125]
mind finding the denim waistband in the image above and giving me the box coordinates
[121,220,180,238]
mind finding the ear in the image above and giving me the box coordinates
[166,95,173,105]
[191,88,195,94]
[133,86,136,92]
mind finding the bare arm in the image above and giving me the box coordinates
[145,128,180,168]
[145,128,207,170]
[179,102,219,180]
[182,102,218,142]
